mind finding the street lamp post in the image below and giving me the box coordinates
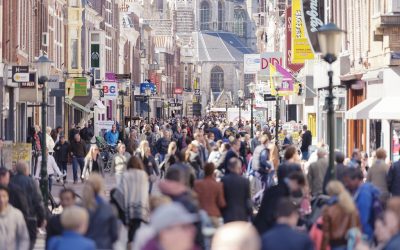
[119,90,125,138]
[145,88,151,124]
[225,102,228,116]
[248,82,256,138]
[238,90,244,126]
[317,23,345,187]
[272,72,283,146]
[36,55,52,206]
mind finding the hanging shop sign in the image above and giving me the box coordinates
[260,52,283,76]
[302,0,325,53]
[285,6,304,73]
[102,81,118,100]
[12,66,29,82]
[244,54,261,74]
[292,0,314,64]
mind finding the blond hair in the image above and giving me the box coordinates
[167,141,177,155]
[61,206,89,231]
[138,140,149,159]
[82,173,104,210]
[327,181,356,213]
[85,144,99,161]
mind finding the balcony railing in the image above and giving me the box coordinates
[374,14,400,27]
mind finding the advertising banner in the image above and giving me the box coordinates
[244,54,261,74]
[140,82,156,94]
[260,52,283,76]
[3,142,32,171]
[74,77,88,96]
[292,0,314,63]
[286,7,304,73]
[103,81,118,100]
[302,0,325,53]
[12,66,29,83]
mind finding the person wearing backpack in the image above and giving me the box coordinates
[251,135,273,189]
[343,167,382,241]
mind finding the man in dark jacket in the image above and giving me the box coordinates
[221,138,241,173]
[46,188,76,248]
[69,133,87,184]
[54,136,69,181]
[261,198,314,250]
[300,125,312,161]
[221,158,251,223]
[155,130,171,162]
[0,167,29,217]
[254,171,306,234]
[388,157,400,196]
[10,161,46,249]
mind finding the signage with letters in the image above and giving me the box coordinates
[260,52,283,76]
[292,0,314,64]
[174,87,183,95]
[286,7,304,73]
[302,0,325,53]
[12,66,29,83]
[140,82,156,94]
[194,89,200,96]
[102,81,118,100]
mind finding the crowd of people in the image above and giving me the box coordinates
[1,116,400,250]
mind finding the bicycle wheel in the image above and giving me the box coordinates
[104,155,113,173]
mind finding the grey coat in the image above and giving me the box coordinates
[0,205,30,250]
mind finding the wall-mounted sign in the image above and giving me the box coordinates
[302,0,325,53]
[74,77,88,96]
[174,87,183,94]
[285,7,304,73]
[244,54,261,74]
[103,81,118,100]
[12,66,29,82]
[260,52,283,76]
[140,82,156,94]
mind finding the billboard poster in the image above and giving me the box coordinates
[292,0,314,64]
[244,54,261,74]
[286,7,304,73]
[302,0,325,53]
[269,63,295,96]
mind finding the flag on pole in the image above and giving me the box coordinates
[269,63,295,96]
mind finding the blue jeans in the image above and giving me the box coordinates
[72,157,85,181]
[302,150,310,161]
[58,162,68,180]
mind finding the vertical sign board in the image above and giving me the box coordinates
[292,0,314,64]
[302,0,325,53]
[12,66,29,82]
[74,77,88,96]
[286,7,304,73]
[103,81,118,100]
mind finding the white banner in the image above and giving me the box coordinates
[103,81,118,100]
[244,54,261,74]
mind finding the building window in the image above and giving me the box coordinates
[210,66,224,92]
[71,39,78,69]
[218,1,223,30]
[200,1,210,30]
[234,8,246,37]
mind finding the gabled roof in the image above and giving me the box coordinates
[196,31,253,62]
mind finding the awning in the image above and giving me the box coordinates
[345,98,381,120]
[65,98,92,114]
[361,70,383,81]
[369,97,400,120]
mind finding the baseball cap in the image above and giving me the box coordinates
[150,202,198,233]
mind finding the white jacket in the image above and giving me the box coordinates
[46,134,55,153]
[35,154,63,178]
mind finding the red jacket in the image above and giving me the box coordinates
[194,177,226,217]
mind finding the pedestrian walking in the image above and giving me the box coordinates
[10,161,46,249]
[118,156,150,243]
[367,148,390,203]
[194,163,226,228]
[261,198,314,250]
[0,185,30,250]
[82,145,104,180]
[388,152,400,196]
[35,148,64,192]
[307,148,329,197]
[300,125,312,161]
[69,133,87,184]
[221,158,251,223]
[112,142,131,185]
[321,181,361,250]
[82,173,118,249]
[105,124,119,147]
[46,189,77,246]
[54,136,69,181]
[47,206,96,250]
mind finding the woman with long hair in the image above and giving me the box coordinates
[160,141,179,176]
[136,140,159,192]
[185,143,202,179]
[321,180,361,250]
[82,145,104,180]
[112,142,131,185]
[82,173,118,249]
[118,156,150,243]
